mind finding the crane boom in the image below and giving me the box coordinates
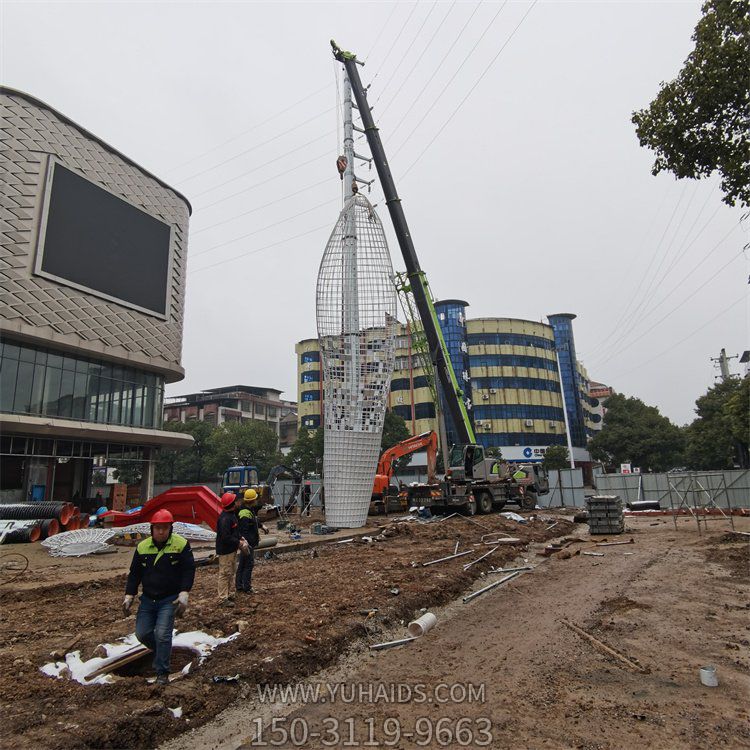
[331,40,475,447]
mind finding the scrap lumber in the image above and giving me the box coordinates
[560,619,647,673]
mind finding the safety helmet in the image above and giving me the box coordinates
[221,492,237,508]
[244,488,258,501]
[150,509,174,524]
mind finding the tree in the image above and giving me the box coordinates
[206,420,284,479]
[286,426,324,476]
[381,410,411,451]
[685,376,748,469]
[485,447,504,460]
[589,393,685,471]
[542,445,570,472]
[381,411,413,473]
[632,0,750,207]
[154,420,213,485]
[110,461,143,486]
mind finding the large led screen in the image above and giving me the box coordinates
[36,162,171,317]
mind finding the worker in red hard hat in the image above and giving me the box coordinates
[122,508,195,685]
[216,492,242,605]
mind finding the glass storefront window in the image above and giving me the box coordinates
[0,338,164,429]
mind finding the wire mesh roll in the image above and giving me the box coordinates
[0,503,73,525]
[2,526,41,544]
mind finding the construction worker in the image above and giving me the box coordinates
[236,489,269,594]
[122,509,195,685]
[216,492,243,605]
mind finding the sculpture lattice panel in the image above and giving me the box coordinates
[316,195,396,527]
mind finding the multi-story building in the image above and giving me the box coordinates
[295,309,599,467]
[0,86,193,503]
[163,385,297,448]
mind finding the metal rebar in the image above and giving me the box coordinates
[422,548,475,567]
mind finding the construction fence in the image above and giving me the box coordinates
[538,468,586,509]
[592,470,750,510]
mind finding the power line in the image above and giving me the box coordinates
[366,3,401,59]
[378,0,457,120]
[373,1,439,110]
[393,1,502,158]
[164,84,332,176]
[190,134,334,200]
[587,247,743,368]
[605,293,745,381]
[387,2,483,143]
[400,0,539,177]
[190,198,337,258]
[178,107,334,184]
[369,1,421,96]
[189,223,331,275]
[197,150,331,211]
[585,181,690,357]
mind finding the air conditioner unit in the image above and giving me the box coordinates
[484,423,491,430]
[549,421,556,428]
[524,419,534,428]
[397,396,404,404]
[482,394,489,400]
[489,389,497,394]
[474,420,482,427]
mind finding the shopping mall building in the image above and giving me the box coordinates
[0,87,193,504]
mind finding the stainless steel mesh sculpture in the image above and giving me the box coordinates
[316,193,397,527]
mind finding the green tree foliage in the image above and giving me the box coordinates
[485,447,504,460]
[286,426,324,476]
[381,411,413,472]
[381,410,411,451]
[154,420,213,485]
[110,461,143,486]
[206,420,284,479]
[589,393,685,471]
[685,376,749,469]
[632,0,750,207]
[542,445,570,472]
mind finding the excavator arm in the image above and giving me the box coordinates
[375,431,438,488]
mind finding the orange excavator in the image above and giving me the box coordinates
[371,431,438,514]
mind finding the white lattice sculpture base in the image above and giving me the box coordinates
[323,430,382,528]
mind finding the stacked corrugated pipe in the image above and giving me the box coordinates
[0,502,83,543]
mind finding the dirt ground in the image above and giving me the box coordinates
[0,509,571,749]
[167,515,750,750]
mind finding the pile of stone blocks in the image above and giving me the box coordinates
[586,495,624,535]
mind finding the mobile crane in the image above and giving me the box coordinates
[332,41,549,514]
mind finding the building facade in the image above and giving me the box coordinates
[296,311,599,465]
[163,385,297,449]
[0,87,193,503]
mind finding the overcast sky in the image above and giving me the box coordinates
[2,0,747,425]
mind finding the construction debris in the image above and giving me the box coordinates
[595,538,635,547]
[422,549,475,567]
[560,619,648,673]
[463,571,523,603]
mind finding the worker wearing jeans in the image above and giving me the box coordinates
[216,493,241,603]
[123,509,194,684]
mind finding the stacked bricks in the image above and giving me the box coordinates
[586,495,624,535]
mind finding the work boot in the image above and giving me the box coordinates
[155,673,169,685]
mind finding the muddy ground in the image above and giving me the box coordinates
[0,510,570,749]
[178,516,750,750]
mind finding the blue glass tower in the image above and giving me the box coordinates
[434,300,472,446]
[547,313,587,448]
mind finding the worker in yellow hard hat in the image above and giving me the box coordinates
[235,488,268,594]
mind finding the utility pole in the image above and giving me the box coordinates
[710,348,737,382]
